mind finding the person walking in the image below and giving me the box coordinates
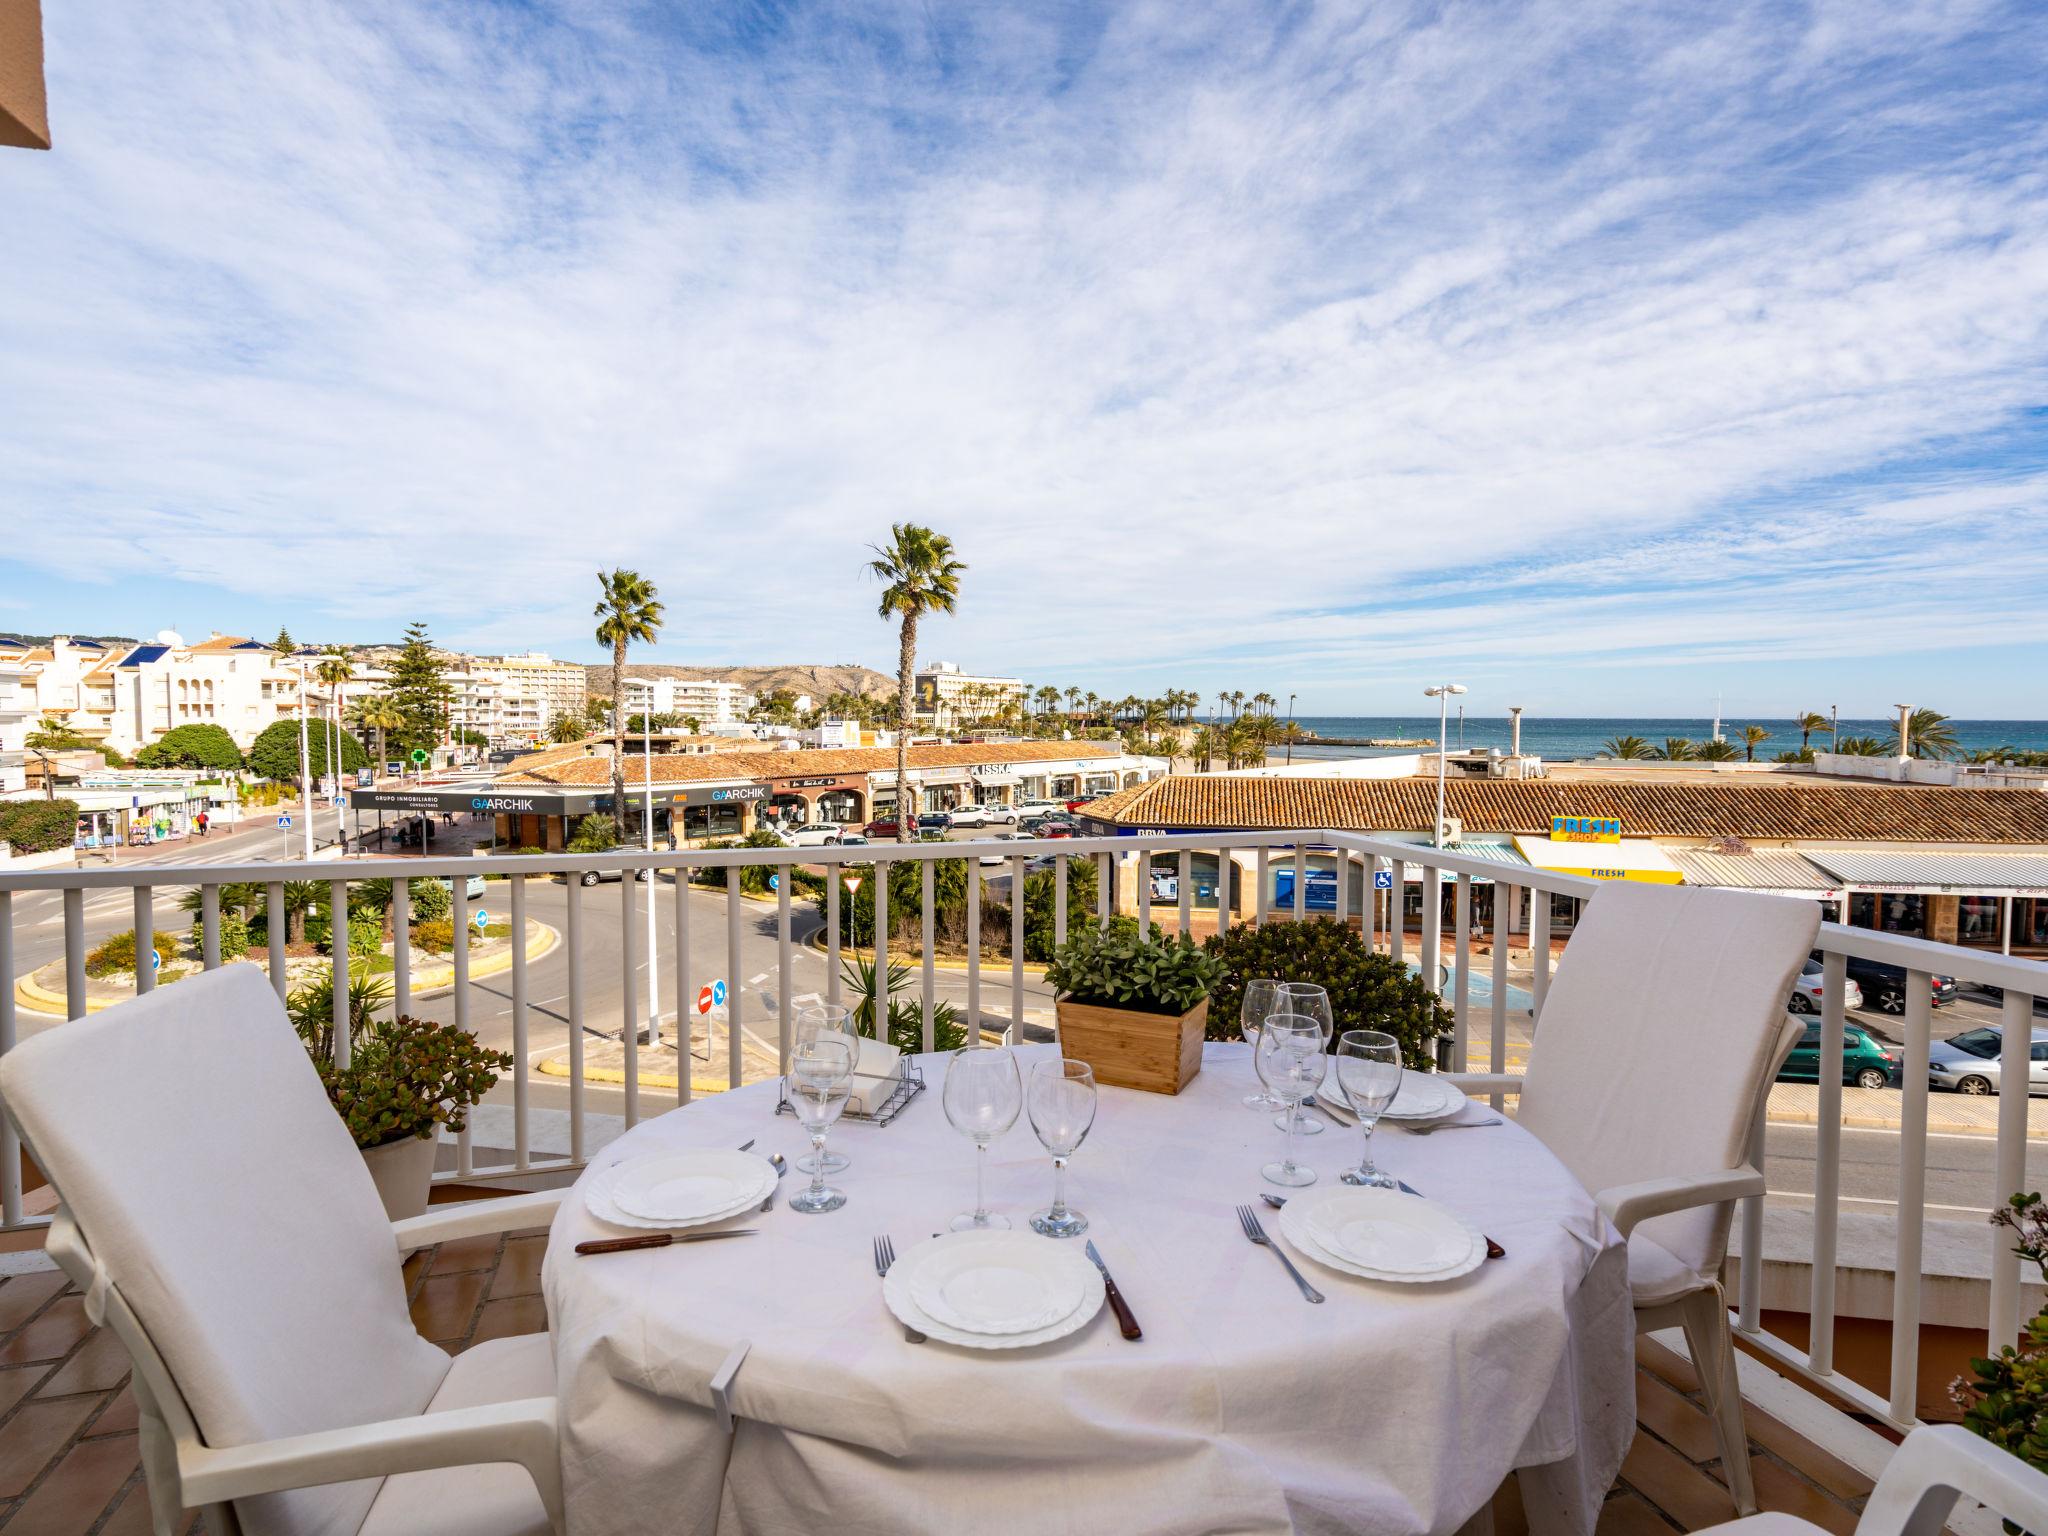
[195,810,209,838]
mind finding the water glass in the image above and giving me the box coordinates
[1271,983,1333,1136]
[1256,1015,1326,1187]
[943,1045,1022,1230]
[1334,1030,1403,1188]
[785,1038,853,1214]
[1241,978,1283,1109]
[794,1002,855,1174]
[1027,1059,1097,1238]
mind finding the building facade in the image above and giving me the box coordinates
[0,658,30,793]
[619,677,753,729]
[914,663,1024,732]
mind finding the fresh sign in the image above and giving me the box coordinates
[1551,816,1621,844]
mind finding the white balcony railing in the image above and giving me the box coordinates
[2,828,2045,1445]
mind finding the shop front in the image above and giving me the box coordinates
[1804,851,2048,955]
[966,764,1020,807]
[664,782,769,841]
[763,774,866,828]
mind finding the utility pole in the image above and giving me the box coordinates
[1423,683,1466,847]
[1284,694,1296,765]
[294,659,314,860]
[642,709,660,1047]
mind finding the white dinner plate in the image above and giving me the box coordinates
[1280,1187,1485,1284]
[884,1234,1104,1349]
[1378,1074,1469,1123]
[909,1232,1089,1335]
[610,1150,775,1223]
[582,1152,773,1231]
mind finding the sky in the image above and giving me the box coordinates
[2,0,2046,718]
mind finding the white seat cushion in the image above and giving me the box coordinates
[1690,1513,1828,1536]
[358,1335,555,1536]
[1628,1229,1711,1307]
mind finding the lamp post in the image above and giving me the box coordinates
[642,708,660,1047]
[1423,683,1466,848]
[292,659,314,860]
[1284,693,1297,765]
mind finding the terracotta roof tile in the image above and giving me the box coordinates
[1074,775,2048,845]
[500,739,1122,788]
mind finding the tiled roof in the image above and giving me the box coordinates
[1074,775,2048,845]
[188,635,254,653]
[501,739,1122,788]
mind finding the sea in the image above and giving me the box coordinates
[1254,717,2048,763]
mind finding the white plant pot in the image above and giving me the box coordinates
[361,1132,438,1222]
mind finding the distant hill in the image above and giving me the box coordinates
[580,662,896,701]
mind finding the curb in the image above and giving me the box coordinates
[534,1055,738,1096]
[801,928,1052,981]
[1761,1106,2042,1140]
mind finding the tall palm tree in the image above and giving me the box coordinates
[1797,712,1829,750]
[1740,724,1771,762]
[1137,698,1170,744]
[1602,734,1650,759]
[546,714,584,745]
[1835,735,1888,756]
[1897,708,1959,759]
[1654,737,1696,761]
[1189,724,1217,772]
[593,570,664,837]
[354,696,405,774]
[316,646,352,784]
[1065,687,1081,718]
[868,524,966,841]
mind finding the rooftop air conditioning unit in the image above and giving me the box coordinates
[1437,816,1462,846]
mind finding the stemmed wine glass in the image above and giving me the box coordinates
[1241,979,1283,1109]
[785,1038,853,1214]
[1271,983,1333,1136]
[1027,1059,1097,1238]
[794,1002,855,1175]
[943,1045,1022,1230]
[1334,1030,1403,1188]
[1256,1015,1326,1187]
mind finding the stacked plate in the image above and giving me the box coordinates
[882,1231,1105,1349]
[583,1149,777,1230]
[1379,1073,1469,1124]
[1277,1187,1485,1284]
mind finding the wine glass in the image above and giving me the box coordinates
[1027,1059,1097,1238]
[794,1002,855,1175]
[1334,1030,1403,1188]
[1271,983,1333,1136]
[1241,978,1283,1109]
[785,1038,853,1214]
[1256,1015,1326,1187]
[943,1045,1022,1230]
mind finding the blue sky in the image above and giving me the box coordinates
[2,0,2045,717]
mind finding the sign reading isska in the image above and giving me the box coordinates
[1551,815,1621,844]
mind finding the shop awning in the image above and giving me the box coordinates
[1669,850,1841,898]
[1801,851,2048,897]
[971,772,1021,787]
[1374,833,1531,885]
[1513,834,1684,884]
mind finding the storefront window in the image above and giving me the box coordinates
[1142,852,1224,910]
[1958,897,2002,946]
[2023,899,2048,950]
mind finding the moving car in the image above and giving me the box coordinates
[1814,951,1958,1015]
[1927,1026,2048,1096]
[1776,1021,1898,1090]
[1787,957,1864,1014]
[568,867,653,887]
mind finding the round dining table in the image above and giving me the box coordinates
[543,1042,1635,1536]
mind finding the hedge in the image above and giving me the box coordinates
[0,799,80,855]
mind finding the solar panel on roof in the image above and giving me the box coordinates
[120,644,167,666]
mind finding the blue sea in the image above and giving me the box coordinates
[1254,716,2048,763]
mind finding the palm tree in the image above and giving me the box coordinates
[593,570,664,837]
[868,524,966,841]
[1897,708,1959,759]
[546,714,584,745]
[1797,712,1829,751]
[1189,724,1217,771]
[316,646,352,785]
[1698,739,1740,761]
[1602,734,1650,759]
[354,695,405,773]
[1137,698,1170,744]
[1835,735,1888,756]
[1740,724,1771,762]
[1065,687,1081,718]
[1654,737,1696,761]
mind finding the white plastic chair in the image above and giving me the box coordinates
[1695,1423,2048,1536]
[1448,882,1821,1516]
[0,964,567,1536]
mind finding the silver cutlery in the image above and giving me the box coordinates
[1403,1117,1504,1136]
[574,1229,759,1257]
[1396,1179,1507,1260]
[874,1236,924,1344]
[1083,1241,1143,1340]
[1307,1094,1355,1127]
[759,1153,787,1211]
[736,1139,756,1152]
[1233,1204,1324,1304]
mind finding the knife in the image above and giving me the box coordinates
[575,1229,760,1256]
[1395,1181,1506,1261]
[1083,1240,1143,1341]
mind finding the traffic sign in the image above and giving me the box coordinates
[473,909,490,930]
[845,876,862,895]
[276,814,292,830]
[713,979,727,1006]
[768,873,780,891]
[410,748,430,766]
[697,978,729,1015]
[149,948,161,973]
[331,796,345,809]
[697,985,714,1015]
[1373,869,1394,890]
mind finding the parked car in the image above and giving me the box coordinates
[782,824,845,847]
[1014,801,1068,822]
[1815,951,1958,1015]
[1927,1026,2048,1096]
[836,832,869,846]
[1033,820,1077,839]
[862,817,902,838]
[916,812,955,833]
[569,867,653,887]
[976,803,1027,825]
[947,805,992,829]
[1777,1021,1898,1090]
[978,831,1035,865]
[433,874,488,901]
[1787,957,1865,1014]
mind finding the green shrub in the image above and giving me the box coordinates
[566,813,617,855]
[1045,919,1222,1016]
[305,907,383,956]
[411,918,457,953]
[1201,916,1451,1070]
[85,928,182,977]
[209,913,251,960]
[247,719,368,782]
[0,798,80,855]
[838,955,968,1052]
[1957,1193,2048,1471]
[1022,858,1098,962]
[407,878,451,922]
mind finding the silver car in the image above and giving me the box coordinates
[1927,1026,2048,1096]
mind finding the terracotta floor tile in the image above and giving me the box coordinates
[0,1299,91,1369]
[94,1480,155,1536]
[86,1387,138,1438]
[428,1234,503,1276]
[4,1431,138,1535]
[400,1251,429,1292]
[471,1295,548,1345]
[1489,1471,1530,1536]
[0,1367,50,1420]
[409,1272,488,1345]
[36,1331,129,1398]
[1597,1491,1681,1536]
[1744,1408,1873,1502]
[1633,1371,1719,1464]
[0,1276,67,1336]
[0,1398,99,1499]
[1621,1430,1742,1534]
[1636,1336,1702,1396]
[489,1235,547,1300]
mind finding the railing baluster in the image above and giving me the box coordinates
[1420,865,1442,996]
[1808,951,1847,1372]
[1530,889,1551,1022]
[826,859,842,1009]
[566,873,585,1165]
[1488,882,1511,1107]
[674,864,692,1105]
[920,860,936,1054]
[62,888,84,1021]
[1991,988,2035,1351]
[268,882,288,1003]
[0,890,21,1226]
[1388,862,1404,967]
[778,869,794,1071]
[200,884,221,970]
[451,876,472,1174]
[619,870,638,1129]
[1255,847,1269,929]
[390,879,410,1020]
[1451,874,1471,1071]
[1095,851,1110,928]
[726,867,744,1089]
[133,886,155,995]
[967,854,982,1042]
[329,879,350,1069]
[1178,850,1193,940]
[1054,852,1068,951]
[1889,970,1933,1425]
[1292,846,1306,924]
[1335,849,1349,929]
[1009,855,1025,1047]
[873,859,889,1048]
[510,874,530,1171]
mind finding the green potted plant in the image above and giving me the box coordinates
[1203,917,1451,1070]
[289,967,513,1219]
[1954,1192,2048,1469]
[1044,919,1224,1094]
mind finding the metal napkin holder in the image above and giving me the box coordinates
[776,1056,925,1127]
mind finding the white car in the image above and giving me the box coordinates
[948,804,1000,829]
[971,803,1027,825]
[1787,957,1864,1014]
[782,824,846,847]
[978,831,1034,864]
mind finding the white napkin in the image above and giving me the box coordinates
[812,1030,902,1115]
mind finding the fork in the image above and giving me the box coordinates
[1234,1204,1324,1303]
[874,1236,925,1343]
[1403,1117,1504,1136]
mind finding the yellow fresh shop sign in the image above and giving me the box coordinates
[1550,815,1621,844]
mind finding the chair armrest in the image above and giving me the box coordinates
[1595,1167,1764,1240]
[1862,1424,2048,1536]
[180,1396,562,1531]
[1442,1073,1522,1096]
[392,1190,565,1254]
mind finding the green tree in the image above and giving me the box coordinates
[1797,711,1830,750]
[384,622,454,757]
[1697,739,1740,761]
[134,723,243,771]
[1740,724,1771,762]
[1898,708,1960,759]
[1602,734,1650,759]
[1654,737,1696,761]
[594,569,664,837]
[271,628,295,663]
[353,695,405,771]
[869,524,965,842]
[247,719,368,783]
[546,713,585,744]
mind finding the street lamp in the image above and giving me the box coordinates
[1285,693,1297,766]
[292,658,315,860]
[1422,684,1466,848]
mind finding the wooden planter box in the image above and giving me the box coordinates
[1055,997,1208,1095]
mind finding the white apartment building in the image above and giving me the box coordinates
[479,653,585,746]
[620,676,752,728]
[0,632,307,755]
[914,661,1024,731]
[0,658,31,793]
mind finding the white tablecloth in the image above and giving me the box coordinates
[543,1043,1634,1536]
